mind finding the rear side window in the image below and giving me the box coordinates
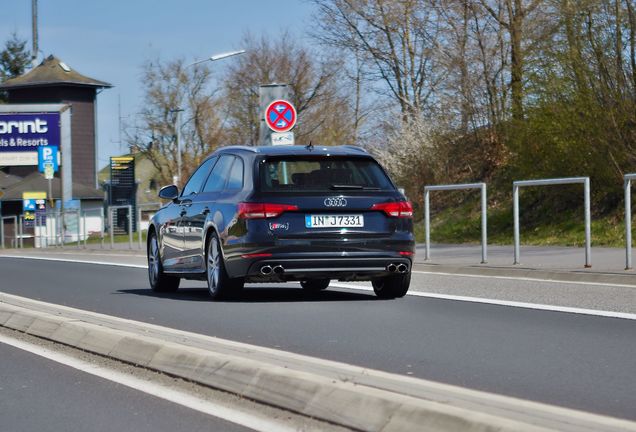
[259,157,394,192]
[226,157,244,190]
[181,157,216,196]
[203,155,234,193]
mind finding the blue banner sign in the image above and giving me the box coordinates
[0,112,61,152]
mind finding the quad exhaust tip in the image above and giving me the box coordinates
[260,265,285,275]
[260,265,272,275]
[272,265,285,275]
[387,263,409,273]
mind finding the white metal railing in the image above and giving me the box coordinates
[424,183,488,263]
[1,215,17,249]
[513,177,591,267]
[107,205,133,249]
[32,210,82,248]
[624,174,636,269]
[82,208,105,249]
[137,202,161,249]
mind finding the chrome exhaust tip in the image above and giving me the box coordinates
[272,265,285,275]
[260,265,273,275]
[387,263,397,273]
[397,263,408,273]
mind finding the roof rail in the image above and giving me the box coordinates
[339,145,368,153]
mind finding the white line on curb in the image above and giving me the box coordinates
[0,332,295,432]
[3,254,636,320]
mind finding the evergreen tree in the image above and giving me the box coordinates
[0,33,30,81]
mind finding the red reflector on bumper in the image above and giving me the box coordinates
[241,253,273,259]
[399,251,414,256]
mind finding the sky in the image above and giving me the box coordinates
[0,0,316,171]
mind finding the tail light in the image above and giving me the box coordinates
[371,201,413,218]
[238,202,299,219]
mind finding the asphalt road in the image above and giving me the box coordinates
[1,257,635,422]
[0,335,253,432]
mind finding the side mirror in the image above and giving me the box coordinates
[158,185,179,202]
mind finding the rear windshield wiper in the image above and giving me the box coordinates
[329,184,380,191]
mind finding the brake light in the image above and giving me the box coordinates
[238,202,299,219]
[371,201,413,218]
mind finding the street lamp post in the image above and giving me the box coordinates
[169,108,184,186]
[171,49,246,186]
[186,50,246,68]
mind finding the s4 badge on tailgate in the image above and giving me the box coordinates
[269,222,289,231]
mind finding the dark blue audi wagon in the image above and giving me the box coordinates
[147,145,415,300]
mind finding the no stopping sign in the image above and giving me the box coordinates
[265,100,297,133]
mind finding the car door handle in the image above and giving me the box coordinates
[201,207,210,215]
[180,199,193,208]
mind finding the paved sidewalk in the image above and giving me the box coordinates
[417,243,632,273]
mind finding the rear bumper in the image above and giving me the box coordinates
[227,252,413,282]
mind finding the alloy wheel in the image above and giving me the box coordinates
[207,237,220,295]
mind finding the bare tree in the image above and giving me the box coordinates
[125,57,225,186]
[476,0,543,120]
[223,32,355,146]
[312,0,442,120]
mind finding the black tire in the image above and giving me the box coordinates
[148,232,180,292]
[300,279,330,291]
[372,272,411,299]
[206,232,244,300]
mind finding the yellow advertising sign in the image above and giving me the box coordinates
[23,191,47,200]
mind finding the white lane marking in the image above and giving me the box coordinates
[412,269,636,289]
[0,255,147,269]
[330,282,636,320]
[3,255,636,320]
[0,333,294,432]
[4,254,636,289]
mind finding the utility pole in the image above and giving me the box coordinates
[31,0,38,67]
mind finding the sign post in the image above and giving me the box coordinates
[38,145,58,208]
[258,84,289,146]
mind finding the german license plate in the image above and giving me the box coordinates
[305,214,364,228]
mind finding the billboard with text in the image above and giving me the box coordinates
[0,112,61,165]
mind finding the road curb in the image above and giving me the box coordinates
[413,263,636,286]
[2,299,636,432]
[0,302,547,432]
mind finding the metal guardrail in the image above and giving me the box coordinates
[513,177,591,267]
[424,183,487,263]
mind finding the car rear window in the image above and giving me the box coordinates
[258,157,394,192]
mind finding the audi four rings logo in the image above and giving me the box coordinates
[324,197,347,207]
